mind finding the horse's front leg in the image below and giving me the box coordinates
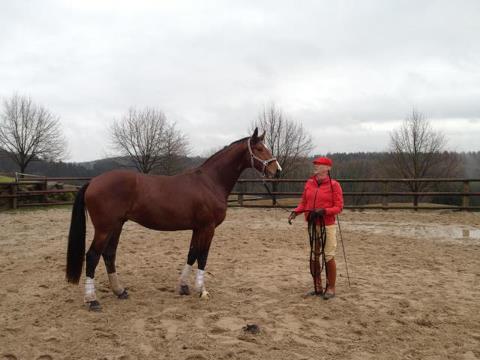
[195,225,215,299]
[179,225,214,299]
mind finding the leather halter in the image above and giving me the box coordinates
[247,137,277,178]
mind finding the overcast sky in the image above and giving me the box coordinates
[1,0,479,162]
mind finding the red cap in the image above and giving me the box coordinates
[312,157,332,166]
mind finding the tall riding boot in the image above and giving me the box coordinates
[323,259,336,300]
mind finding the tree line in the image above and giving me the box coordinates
[0,93,478,206]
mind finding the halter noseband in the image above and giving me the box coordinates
[247,137,277,177]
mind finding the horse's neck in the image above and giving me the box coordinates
[201,144,247,198]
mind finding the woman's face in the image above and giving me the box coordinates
[313,164,331,179]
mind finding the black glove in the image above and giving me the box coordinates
[288,211,297,225]
[308,208,326,221]
[314,208,326,216]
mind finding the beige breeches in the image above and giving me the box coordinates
[315,224,337,262]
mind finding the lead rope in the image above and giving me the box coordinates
[308,212,327,295]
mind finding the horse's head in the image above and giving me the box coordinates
[247,128,282,178]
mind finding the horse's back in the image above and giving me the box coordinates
[130,171,226,230]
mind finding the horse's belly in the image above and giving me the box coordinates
[136,220,192,231]
[129,210,193,231]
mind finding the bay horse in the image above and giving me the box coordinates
[66,128,282,310]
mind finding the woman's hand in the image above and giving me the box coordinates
[313,208,326,216]
[307,208,326,222]
[288,211,297,225]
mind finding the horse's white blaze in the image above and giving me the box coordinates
[180,264,192,285]
[108,273,124,295]
[195,269,205,292]
[84,277,96,302]
[261,143,281,171]
[275,160,282,171]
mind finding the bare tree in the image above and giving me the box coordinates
[0,94,67,174]
[111,107,188,174]
[159,121,189,175]
[388,109,459,206]
[251,103,314,178]
[249,103,313,203]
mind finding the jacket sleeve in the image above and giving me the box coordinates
[294,182,308,214]
[325,180,343,216]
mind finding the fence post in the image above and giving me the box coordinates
[463,180,470,209]
[10,183,17,210]
[271,180,277,206]
[238,181,244,207]
[413,179,419,211]
[382,181,389,210]
[42,178,48,204]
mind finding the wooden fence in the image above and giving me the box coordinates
[0,176,90,210]
[233,178,480,210]
[1,177,479,211]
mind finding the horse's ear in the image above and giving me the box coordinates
[259,131,266,142]
[251,127,259,142]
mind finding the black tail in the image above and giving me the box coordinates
[66,183,89,283]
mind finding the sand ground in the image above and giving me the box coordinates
[1,207,479,360]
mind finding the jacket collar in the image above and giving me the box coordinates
[309,175,329,186]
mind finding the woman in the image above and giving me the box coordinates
[288,157,343,299]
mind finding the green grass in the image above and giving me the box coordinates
[0,176,14,183]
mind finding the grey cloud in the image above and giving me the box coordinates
[1,0,479,161]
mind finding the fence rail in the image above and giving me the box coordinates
[1,177,480,211]
[232,178,480,211]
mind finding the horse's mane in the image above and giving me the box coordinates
[200,136,249,167]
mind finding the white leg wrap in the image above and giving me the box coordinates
[84,277,97,303]
[180,264,192,285]
[108,273,124,296]
[195,269,205,292]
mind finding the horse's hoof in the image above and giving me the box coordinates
[179,284,190,296]
[199,290,210,299]
[88,300,102,312]
[117,289,129,299]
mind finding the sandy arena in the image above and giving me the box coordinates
[1,207,479,360]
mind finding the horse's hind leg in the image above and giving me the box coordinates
[102,223,128,299]
[84,230,110,311]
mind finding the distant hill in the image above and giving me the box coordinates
[0,150,206,178]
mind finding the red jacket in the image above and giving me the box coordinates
[294,176,343,225]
